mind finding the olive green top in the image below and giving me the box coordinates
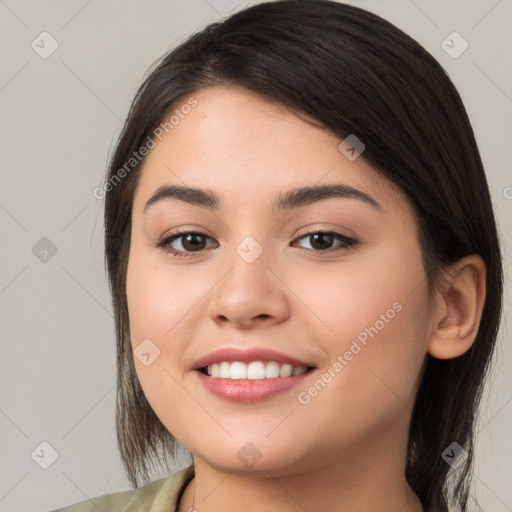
[49,465,195,512]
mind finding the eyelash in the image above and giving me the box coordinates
[155,229,358,258]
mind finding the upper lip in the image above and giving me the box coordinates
[191,347,315,370]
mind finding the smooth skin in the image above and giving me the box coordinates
[125,86,486,512]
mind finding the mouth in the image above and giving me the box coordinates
[194,361,317,403]
[197,361,316,379]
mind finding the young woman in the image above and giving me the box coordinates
[51,1,503,511]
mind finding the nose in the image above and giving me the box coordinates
[207,243,290,329]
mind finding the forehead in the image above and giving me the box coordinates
[133,85,410,218]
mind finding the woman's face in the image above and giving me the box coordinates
[126,85,434,475]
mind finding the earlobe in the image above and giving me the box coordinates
[427,255,487,360]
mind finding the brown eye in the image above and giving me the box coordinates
[177,233,208,251]
[293,231,357,252]
[157,231,217,257]
[307,233,335,250]
[156,230,357,259]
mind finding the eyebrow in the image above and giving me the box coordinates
[143,183,382,214]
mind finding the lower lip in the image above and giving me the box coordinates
[195,369,315,402]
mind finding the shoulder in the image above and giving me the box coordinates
[47,465,195,512]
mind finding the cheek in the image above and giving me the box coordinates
[126,245,200,348]
[298,243,429,394]
[125,247,199,428]
[294,248,430,438]
[125,244,191,386]
[296,240,427,351]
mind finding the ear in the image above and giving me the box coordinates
[428,255,487,359]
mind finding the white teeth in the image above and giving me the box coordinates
[230,361,247,379]
[279,364,292,377]
[265,361,280,378]
[219,361,230,378]
[247,361,266,380]
[205,361,310,379]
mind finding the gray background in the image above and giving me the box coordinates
[1,0,511,511]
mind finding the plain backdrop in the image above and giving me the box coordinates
[1,1,511,511]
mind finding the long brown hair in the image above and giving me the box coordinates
[101,2,503,510]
